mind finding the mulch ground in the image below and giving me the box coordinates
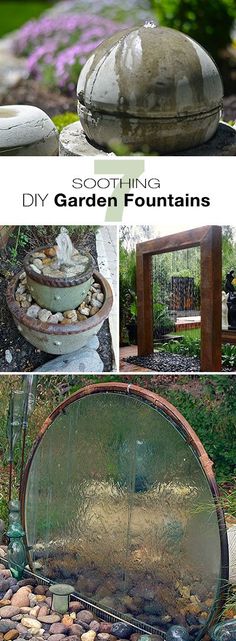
[0,230,112,372]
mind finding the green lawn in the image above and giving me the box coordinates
[0,1,54,37]
[169,328,201,339]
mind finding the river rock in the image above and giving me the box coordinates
[2,591,13,602]
[32,259,43,270]
[63,310,77,321]
[0,608,20,619]
[97,634,110,641]
[38,309,52,323]
[77,612,94,625]
[3,630,19,640]
[34,587,47,596]
[81,632,96,641]
[61,615,74,627]
[38,606,49,617]
[68,624,84,636]
[16,624,29,635]
[99,624,112,634]
[11,588,32,608]
[96,293,104,303]
[31,265,41,275]
[89,622,100,633]
[21,619,41,630]
[49,625,67,636]
[29,606,40,618]
[38,616,60,625]
[26,304,41,319]
[69,603,83,613]
[47,636,66,641]
[0,622,18,633]
[48,313,64,324]
[68,637,82,641]
[111,624,134,639]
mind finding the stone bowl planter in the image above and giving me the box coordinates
[24,246,94,312]
[77,24,223,153]
[6,271,113,355]
[0,105,58,156]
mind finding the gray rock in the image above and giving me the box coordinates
[0,606,20,618]
[34,346,103,373]
[5,349,13,364]
[49,624,68,635]
[0,620,19,632]
[68,624,84,636]
[59,121,114,157]
[38,309,52,323]
[3,589,13,600]
[111,623,134,639]
[26,304,41,319]
[77,611,94,625]
[47,636,66,641]
[85,335,99,350]
[38,616,61,625]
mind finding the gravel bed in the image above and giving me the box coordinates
[125,353,200,372]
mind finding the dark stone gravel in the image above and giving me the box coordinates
[125,353,200,372]
[0,229,112,372]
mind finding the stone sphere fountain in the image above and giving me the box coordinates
[60,23,236,156]
[0,105,58,155]
[6,228,113,355]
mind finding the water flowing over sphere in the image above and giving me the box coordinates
[77,24,223,153]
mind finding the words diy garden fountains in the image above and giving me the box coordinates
[20,383,229,641]
[0,105,58,155]
[60,23,236,156]
[6,228,113,354]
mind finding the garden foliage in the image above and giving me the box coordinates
[151,0,235,59]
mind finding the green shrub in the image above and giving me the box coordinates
[151,0,235,59]
[52,113,79,134]
[222,344,236,368]
[119,245,137,345]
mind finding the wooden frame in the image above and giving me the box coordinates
[136,225,222,372]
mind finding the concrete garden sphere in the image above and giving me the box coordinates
[77,23,223,153]
[0,105,58,155]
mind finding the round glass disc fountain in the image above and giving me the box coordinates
[21,383,228,640]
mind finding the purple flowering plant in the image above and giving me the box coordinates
[13,13,127,93]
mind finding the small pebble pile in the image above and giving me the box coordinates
[0,553,163,641]
[28,248,89,279]
[14,273,104,325]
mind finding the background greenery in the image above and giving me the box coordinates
[0,2,54,38]
[0,375,235,523]
[120,226,236,357]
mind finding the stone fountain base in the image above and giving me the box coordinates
[6,271,113,356]
[59,121,236,157]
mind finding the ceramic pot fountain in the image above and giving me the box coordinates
[24,246,94,312]
[6,270,113,355]
[0,105,58,155]
[77,23,224,153]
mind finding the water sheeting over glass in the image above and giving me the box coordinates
[24,391,222,638]
[152,247,201,341]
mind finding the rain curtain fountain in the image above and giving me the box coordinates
[15,382,229,641]
[136,225,224,372]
